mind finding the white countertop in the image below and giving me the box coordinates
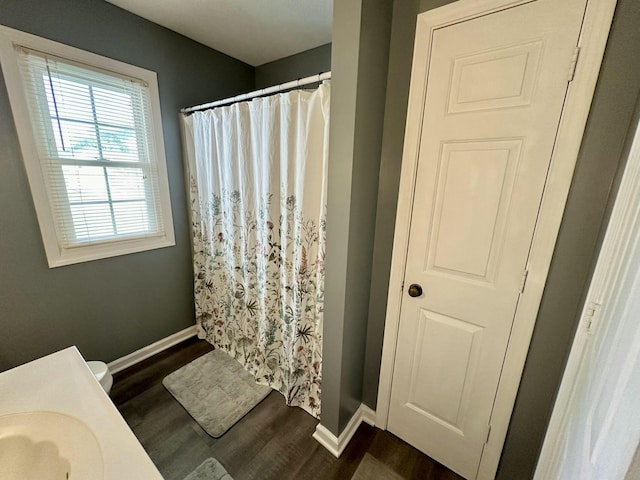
[0,346,163,479]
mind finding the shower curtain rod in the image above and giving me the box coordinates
[181,71,331,114]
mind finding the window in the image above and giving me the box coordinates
[0,26,174,267]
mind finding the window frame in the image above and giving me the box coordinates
[0,26,175,267]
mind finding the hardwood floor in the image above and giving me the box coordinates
[112,337,464,480]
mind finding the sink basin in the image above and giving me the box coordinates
[0,411,103,480]
[0,347,162,478]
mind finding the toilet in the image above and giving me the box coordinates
[87,361,113,395]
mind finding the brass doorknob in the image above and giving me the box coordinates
[408,284,423,297]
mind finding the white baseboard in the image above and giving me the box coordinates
[360,404,376,426]
[313,403,377,458]
[107,325,198,374]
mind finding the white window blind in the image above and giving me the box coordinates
[15,46,166,248]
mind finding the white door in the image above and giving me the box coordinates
[388,1,587,478]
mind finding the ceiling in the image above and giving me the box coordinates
[105,0,333,67]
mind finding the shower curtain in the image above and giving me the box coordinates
[182,83,330,417]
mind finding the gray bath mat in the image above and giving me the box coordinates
[184,457,233,480]
[351,454,405,480]
[163,349,271,438]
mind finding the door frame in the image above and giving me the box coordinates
[375,0,618,478]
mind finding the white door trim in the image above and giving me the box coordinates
[534,100,640,479]
[375,0,617,478]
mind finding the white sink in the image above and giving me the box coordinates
[0,347,162,479]
[0,411,103,480]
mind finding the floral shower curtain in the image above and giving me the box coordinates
[182,83,330,417]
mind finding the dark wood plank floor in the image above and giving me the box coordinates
[112,337,464,480]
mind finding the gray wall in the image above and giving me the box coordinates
[361,0,640,478]
[362,0,455,410]
[498,0,640,477]
[0,0,254,371]
[321,0,393,436]
[255,44,331,89]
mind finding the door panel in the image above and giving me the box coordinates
[429,140,522,281]
[407,309,484,430]
[387,0,587,478]
[448,41,543,114]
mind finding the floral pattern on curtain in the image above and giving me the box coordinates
[183,84,330,417]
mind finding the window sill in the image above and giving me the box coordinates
[47,235,176,268]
